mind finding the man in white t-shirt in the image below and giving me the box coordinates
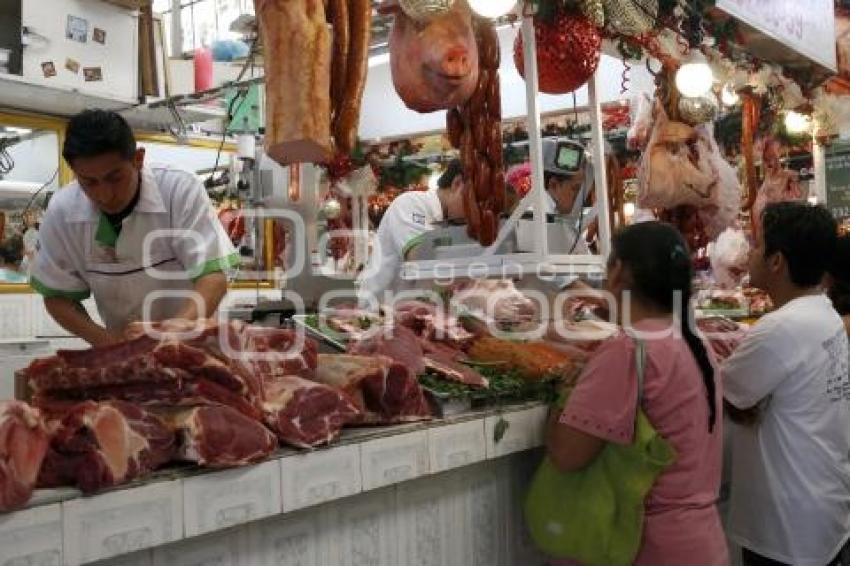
[723,202,850,566]
[357,160,466,306]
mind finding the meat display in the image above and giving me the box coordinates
[469,337,576,381]
[451,279,538,325]
[448,17,505,246]
[256,0,333,165]
[153,405,277,468]
[389,1,479,113]
[38,401,175,493]
[697,317,746,363]
[262,375,360,448]
[0,402,48,512]
[392,300,475,349]
[315,354,431,423]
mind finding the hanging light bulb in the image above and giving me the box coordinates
[467,0,516,18]
[721,84,740,107]
[785,111,812,135]
[675,51,714,98]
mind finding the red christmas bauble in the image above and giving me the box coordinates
[514,13,602,95]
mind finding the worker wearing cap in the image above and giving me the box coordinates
[357,160,466,306]
[31,110,238,346]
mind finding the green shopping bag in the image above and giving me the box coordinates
[524,339,676,566]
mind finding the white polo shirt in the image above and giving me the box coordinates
[32,164,238,330]
[357,189,443,305]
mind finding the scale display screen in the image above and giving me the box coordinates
[556,144,583,172]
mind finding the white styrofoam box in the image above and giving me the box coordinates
[62,480,183,566]
[485,405,548,459]
[360,430,430,492]
[0,293,34,339]
[0,503,63,566]
[428,419,487,474]
[279,445,361,513]
[327,487,398,566]
[182,460,281,538]
[248,507,333,566]
[152,528,248,566]
[396,473,466,566]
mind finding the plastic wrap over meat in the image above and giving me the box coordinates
[637,103,718,210]
[627,93,653,151]
[38,401,175,493]
[262,375,360,448]
[0,401,49,511]
[696,126,742,240]
[709,228,750,289]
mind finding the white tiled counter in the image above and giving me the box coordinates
[0,403,549,566]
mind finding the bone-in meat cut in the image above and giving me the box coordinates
[315,354,431,423]
[153,405,277,468]
[262,375,360,448]
[0,401,49,512]
[37,401,175,493]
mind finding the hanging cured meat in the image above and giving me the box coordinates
[447,17,504,246]
[256,0,333,164]
[389,0,480,113]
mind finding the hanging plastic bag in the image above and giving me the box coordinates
[709,228,750,289]
[696,126,742,240]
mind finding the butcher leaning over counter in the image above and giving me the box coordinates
[30,110,238,346]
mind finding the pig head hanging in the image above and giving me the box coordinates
[388,0,480,113]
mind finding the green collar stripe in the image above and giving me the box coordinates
[189,253,240,281]
[402,234,426,258]
[95,214,119,247]
[30,276,91,301]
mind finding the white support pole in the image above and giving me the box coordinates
[587,71,612,259]
[521,12,549,259]
[813,136,827,204]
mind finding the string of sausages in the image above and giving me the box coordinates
[446,18,505,247]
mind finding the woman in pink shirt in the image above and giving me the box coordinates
[548,222,728,565]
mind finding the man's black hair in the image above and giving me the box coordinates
[762,202,837,288]
[828,235,850,315]
[63,109,137,164]
[437,159,463,190]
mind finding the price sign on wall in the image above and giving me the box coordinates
[825,143,850,221]
[716,0,837,71]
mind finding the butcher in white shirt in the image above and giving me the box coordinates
[357,160,466,306]
[723,202,850,566]
[32,110,237,346]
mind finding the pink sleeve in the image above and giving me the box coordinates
[559,335,638,445]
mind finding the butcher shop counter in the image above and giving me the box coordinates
[0,402,549,566]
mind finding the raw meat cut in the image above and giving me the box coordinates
[392,300,475,349]
[451,279,538,325]
[348,325,427,376]
[38,401,175,493]
[315,354,430,423]
[262,375,360,448]
[0,401,49,512]
[422,357,488,388]
[153,405,277,468]
[241,326,318,379]
[697,317,746,363]
[34,376,263,422]
[256,0,333,165]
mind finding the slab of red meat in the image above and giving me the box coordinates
[38,401,175,493]
[422,357,488,388]
[262,375,360,448]
[153,406,276,468]
[241,327,318,379]
[347,325,427,376]
[34,375,263,422]
[315,354,431,423]
[697,317,746,362]
[0,401,49,512]
[392,300,475,349]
